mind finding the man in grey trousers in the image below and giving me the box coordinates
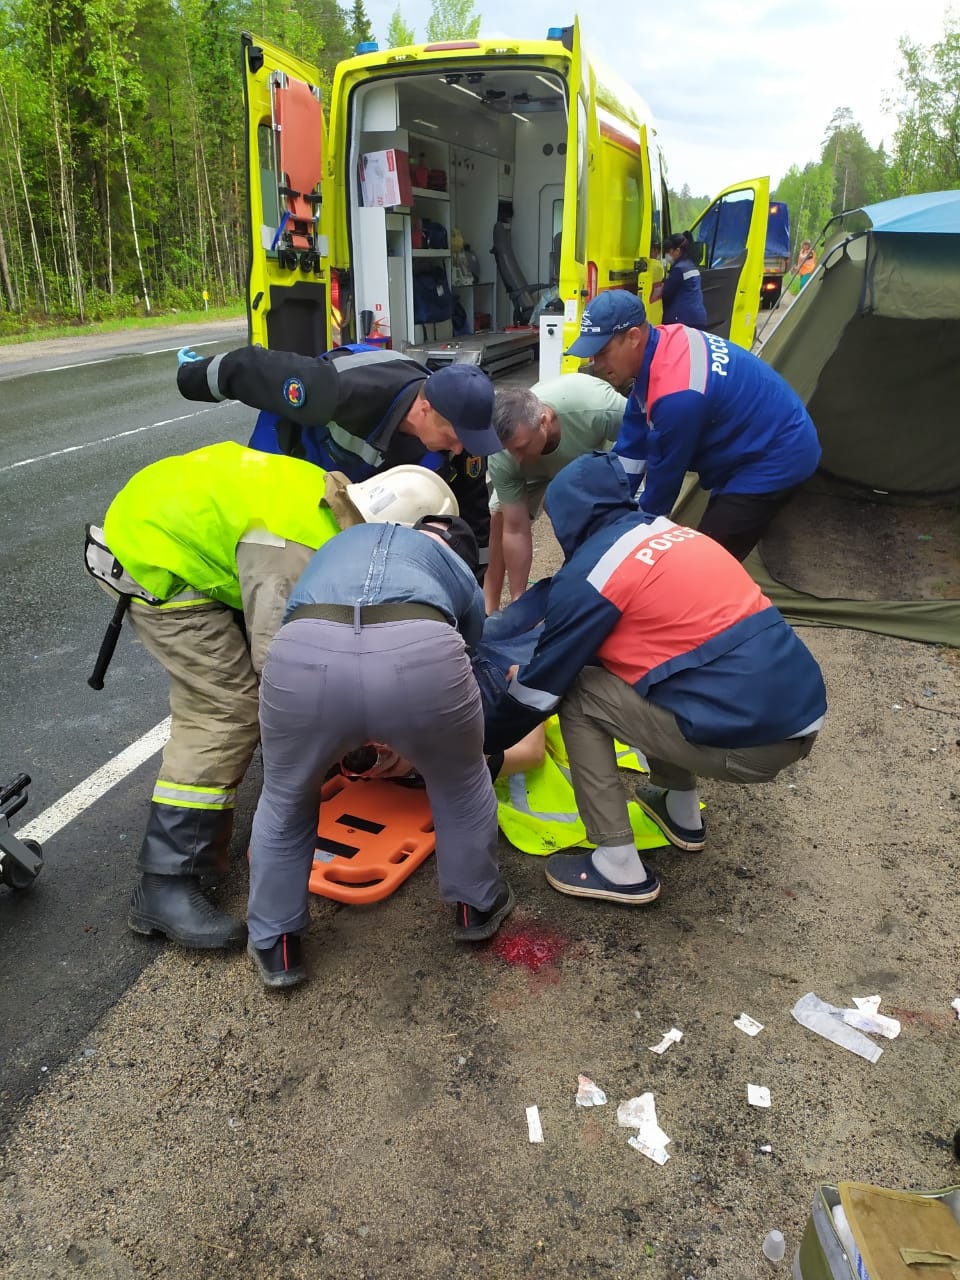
[246,516,515,988]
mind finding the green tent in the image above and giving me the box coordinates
[678,190,960,646]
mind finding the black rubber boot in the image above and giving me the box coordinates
[128,802,245,949]
[128,874,246,949]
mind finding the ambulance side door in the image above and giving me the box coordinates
[688,177,768,349]
[241,33,330,354]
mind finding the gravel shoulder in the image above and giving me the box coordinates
[2,508,959,1278]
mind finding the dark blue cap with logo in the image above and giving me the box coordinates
[424,364,499,455]
[565,291,647,359]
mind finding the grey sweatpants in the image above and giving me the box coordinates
[560,664,818,847]
[247,617,502,945]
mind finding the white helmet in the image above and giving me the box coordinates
[346,465,459,526]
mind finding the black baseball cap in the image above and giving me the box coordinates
[414,515,481,578]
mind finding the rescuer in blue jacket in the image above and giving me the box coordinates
[566,290,821,560]
[484,452,826,908]
[660,231,707,329]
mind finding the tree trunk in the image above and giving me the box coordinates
[166,79,189,254]
[0,146,28,305]
[182,35,226,303]
[46,20,85,321]
[108,30,150,315]
[0,212,18,310]
[0,83,48,314]
[103,121,114,297]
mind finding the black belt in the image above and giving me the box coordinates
[285,602,449,626]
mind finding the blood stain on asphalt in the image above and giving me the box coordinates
[489,922,567,972]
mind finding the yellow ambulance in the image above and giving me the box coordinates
[241,22,767,374]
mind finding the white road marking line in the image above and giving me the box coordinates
[139,341,235,357]
[28,338,229,375]
[0,404,232,474]
[17,718,171,844]
[42,356,122,374]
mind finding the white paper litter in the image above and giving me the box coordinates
[951,998,960,1020]
[759,1143,773,1154]
[844,995,900,1039]
[525,1105,543,1143]
[648,1027,683,1054]
[734,1013,764,1036]
[791,992,883,1063]
[575,1075,607,1107]
[628,1135,670,1164]
[747,1084,771,1108]
[618,1092,671,1164]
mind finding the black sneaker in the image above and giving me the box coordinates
[247,934,307,989]
[453,881,516,942]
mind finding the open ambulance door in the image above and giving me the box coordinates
[556,21,588,342]
[689,177,768,349]
[241,33,330,355]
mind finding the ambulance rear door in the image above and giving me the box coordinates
[241,33,330,354]
[688,177,768,349]
[555,21,589,357]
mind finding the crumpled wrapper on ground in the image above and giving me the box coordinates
[617,1092,671,1164]
[844,994,900,1039]
[648,1027,683,1054]
[575,1075,607,1107]
[791,992,883,1063]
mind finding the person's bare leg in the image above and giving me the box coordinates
[484,510,505,614]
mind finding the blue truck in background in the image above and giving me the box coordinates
[761,201,791,308]
[693,197,791,311]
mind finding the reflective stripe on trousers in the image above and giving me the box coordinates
[152,781,237,810]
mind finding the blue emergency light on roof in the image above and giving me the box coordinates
[356,40,379,53]
[546,27,564,39]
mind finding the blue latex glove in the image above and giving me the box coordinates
[177,347,201,365]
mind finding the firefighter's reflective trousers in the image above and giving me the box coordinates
[130,539,316,877]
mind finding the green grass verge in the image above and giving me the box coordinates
[0,305,246,346]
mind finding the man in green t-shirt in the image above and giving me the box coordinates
[485,374,627,611]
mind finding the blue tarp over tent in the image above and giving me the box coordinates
[854,189,960,234]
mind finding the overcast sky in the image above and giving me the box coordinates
[361,0,955,195]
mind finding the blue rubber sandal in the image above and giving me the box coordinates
[544,851,661,905]
[634,784,705,852]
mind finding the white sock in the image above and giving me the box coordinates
[591,842,648,885]
[665,788,701,830]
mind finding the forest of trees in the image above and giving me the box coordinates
[0,2,956,335]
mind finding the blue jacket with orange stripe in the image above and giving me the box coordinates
[482,452,826,753]
[613,325,821,513]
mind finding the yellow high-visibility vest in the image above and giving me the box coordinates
[495,718,664,856]
[104,442,340,610]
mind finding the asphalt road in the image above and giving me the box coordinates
[0,322,249,1134]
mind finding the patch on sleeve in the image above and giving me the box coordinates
[282,377,306,409]
[465,455,483,478]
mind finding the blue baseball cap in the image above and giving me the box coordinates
[565,291,647,358]
[424,364,499,455]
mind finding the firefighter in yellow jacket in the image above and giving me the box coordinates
[85,442,458,951]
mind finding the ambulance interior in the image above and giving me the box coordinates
[346,66,569,371]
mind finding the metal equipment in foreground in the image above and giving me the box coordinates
[0,773,44,891]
